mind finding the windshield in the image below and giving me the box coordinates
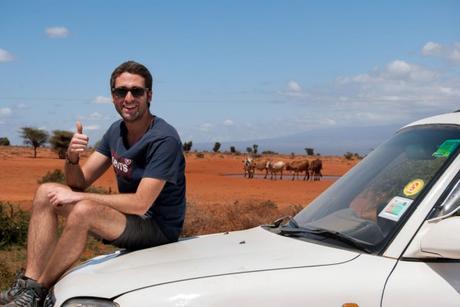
[291,124,460,253]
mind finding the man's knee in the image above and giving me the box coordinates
[33,183,68,210]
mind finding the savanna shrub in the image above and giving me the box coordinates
[0,137,10,146]
[182,200,304,237]
[0,202,30,249]
[38,169,65,184]
[37,169,110,194]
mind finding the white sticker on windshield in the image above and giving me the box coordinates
[378,196,413,222]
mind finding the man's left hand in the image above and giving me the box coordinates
[48,187,83,207]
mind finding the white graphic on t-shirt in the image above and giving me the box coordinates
[111,153,133,178]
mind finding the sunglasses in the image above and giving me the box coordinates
[112,87,148,98]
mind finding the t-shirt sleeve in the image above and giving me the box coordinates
[96,130,111,158]
[144,137,183,184]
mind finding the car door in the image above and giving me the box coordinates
[382,175,460,307]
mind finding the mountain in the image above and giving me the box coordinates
[193,124,400,156]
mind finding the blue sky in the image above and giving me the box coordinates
[1,1,459,154]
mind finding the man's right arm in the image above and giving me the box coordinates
[65,121,111,190]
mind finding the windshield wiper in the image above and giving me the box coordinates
[265,216,299,228]
[278,225,373,253]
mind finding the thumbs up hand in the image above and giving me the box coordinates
[67,121,89,164]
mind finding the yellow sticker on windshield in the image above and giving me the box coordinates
[403,179,425,197]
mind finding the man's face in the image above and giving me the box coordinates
[112,72,152,123]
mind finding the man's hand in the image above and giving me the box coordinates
[48,187,83,207]
[67,121,89,163]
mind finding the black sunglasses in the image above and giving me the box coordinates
[112,87,148,98]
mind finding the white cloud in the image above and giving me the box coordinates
[45,27,70,38]
[84,125,100,131]
[422,41,442,56]
[89,112,103,120]
[199,123,213,132]
[277,80,306,98]
[421,41,460,64]
[0,107,12,117]
[223,119,234,126]
[288,81,302,92]
[15,103,27,109]
[277,57,460,130]
[449,43,460,62]
[0,49,14,63]
[94,96,112,104]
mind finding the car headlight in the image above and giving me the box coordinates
[62,297,119,307]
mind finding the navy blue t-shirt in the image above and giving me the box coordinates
[96,116,186,241]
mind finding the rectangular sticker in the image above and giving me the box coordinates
[378,196,413,222]
[432,139,460,158]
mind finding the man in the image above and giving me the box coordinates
[0,61,186,306]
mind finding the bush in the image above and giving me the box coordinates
[195,152,205,158]
[37,169,110,194]
[0,202,30,249]
[38,169,65,184]
[0,137,10,146]
[344,152,354,160]
[182,200,304,237]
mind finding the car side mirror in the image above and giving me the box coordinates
[420,217,460,259]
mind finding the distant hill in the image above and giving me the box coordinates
[193,124,399,155]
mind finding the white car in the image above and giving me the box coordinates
[48,112,460,307]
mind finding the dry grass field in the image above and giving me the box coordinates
[0,145,359,288]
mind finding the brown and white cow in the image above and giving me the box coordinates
[252,159,270,179]
[268,160,286,180]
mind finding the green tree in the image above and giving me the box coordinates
[246,147,253,154]
[213,142,221,153]
[20,127,49,158]
[252,144,258,155]
[230,146,236,153]
[0,137,10,146]
[49,130,73,159]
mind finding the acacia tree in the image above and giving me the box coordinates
[183,141,193,152]
[20,127,49,158]
[213,142,221,153]
[49,130,73,159]
[305,147,315,156]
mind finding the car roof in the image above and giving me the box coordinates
[402,111,460,130]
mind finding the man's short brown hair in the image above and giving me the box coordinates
[110,61,153,90]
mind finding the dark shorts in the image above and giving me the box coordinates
[103,214,171,250]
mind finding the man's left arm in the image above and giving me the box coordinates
[48,177,166,215]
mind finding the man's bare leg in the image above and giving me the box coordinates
[25,183,71,280]
[37,199,126,288]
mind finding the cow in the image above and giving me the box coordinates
[268,160,286,180]
[310,158,323,181]
[252,159,270,179]
[286,160,310,181]
[242,157,254,179]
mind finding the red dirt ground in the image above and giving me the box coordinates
[0,146,358,211]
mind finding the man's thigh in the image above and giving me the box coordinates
[105,214,170,251]
[56,200,127,242]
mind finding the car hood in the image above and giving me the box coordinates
[54,226,359,303]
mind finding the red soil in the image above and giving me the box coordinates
[0,146,358,211]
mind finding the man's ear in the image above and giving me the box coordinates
[147,89,153,107]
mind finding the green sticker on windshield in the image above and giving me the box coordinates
[432,139,460,158]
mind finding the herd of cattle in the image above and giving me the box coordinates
[243,157,323,181]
